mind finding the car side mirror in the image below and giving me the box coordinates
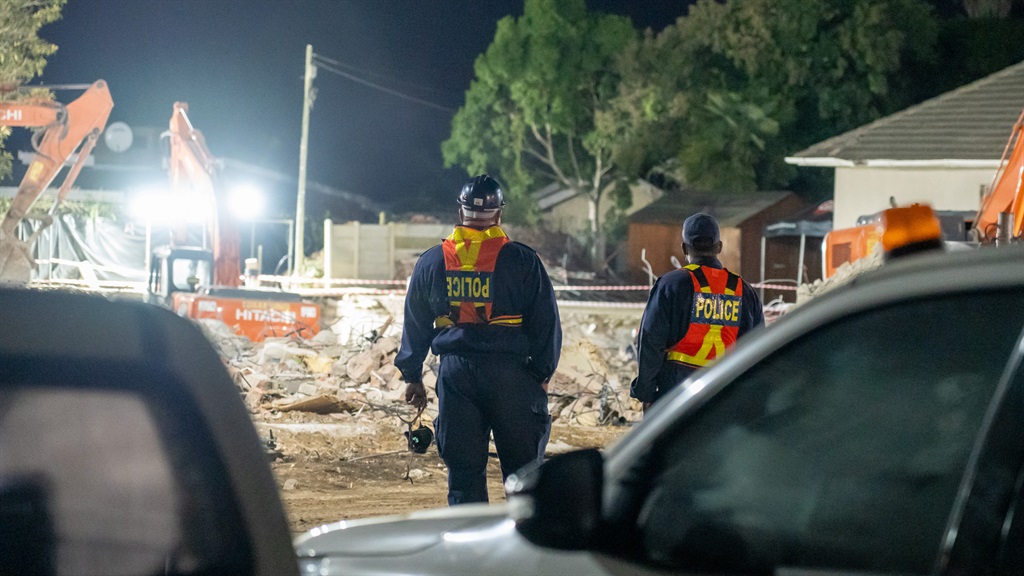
[505,448,603,550]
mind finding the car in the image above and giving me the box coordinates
[0,288,299,576]
[294,243,1024,575]
[3,244,1023,576]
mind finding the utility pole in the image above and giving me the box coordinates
[295,44,314,277]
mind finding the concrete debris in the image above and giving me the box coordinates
[198,297,643,435]
[407,469,430,480]
[793,244,884,308]
[276,394,359,414]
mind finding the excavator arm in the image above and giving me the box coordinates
[0,80,114,284]
[167,102,241,287]
[974,108,1024,242]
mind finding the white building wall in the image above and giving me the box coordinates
[540,181,663,234]
[833,166,992,228]
[325,221,448,279]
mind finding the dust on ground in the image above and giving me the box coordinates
[257,411,631,535]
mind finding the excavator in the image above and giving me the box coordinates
[0,80,114,284]
[146,102,320,341]
[973,107,1024,245]
[822,107,1024,278]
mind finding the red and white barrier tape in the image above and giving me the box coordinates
[261,275,407,286]
[553,285,650,291]
[295,288,408,296]
[557,300,646,309]
[750,283,798,291]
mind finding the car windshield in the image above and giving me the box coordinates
[635,288,1024,574]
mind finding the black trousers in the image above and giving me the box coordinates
[434,354,551,505]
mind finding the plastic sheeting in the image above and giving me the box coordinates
[16,214,174,282]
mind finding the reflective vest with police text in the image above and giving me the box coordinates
[665,264,742,368]
[435,226,521,328]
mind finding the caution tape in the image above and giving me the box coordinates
[557,300,646,309]
[292,288,408,296]
[749,282,799,291]
[553,285,650,291]
[260,275,407,286]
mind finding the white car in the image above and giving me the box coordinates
[3,244,1022,576]
[296,244,1024,576]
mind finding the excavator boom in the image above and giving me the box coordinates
[167,102,241,287]
[0,80,114,284]
[0,100,62,127]
[151,102,318,341]
[974,108,1024,242]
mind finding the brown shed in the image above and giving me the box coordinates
[760,201,833,303]
[627,190,807,285]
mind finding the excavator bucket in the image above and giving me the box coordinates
[0,80,113,285]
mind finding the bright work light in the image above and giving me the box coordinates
[228,183,265,221]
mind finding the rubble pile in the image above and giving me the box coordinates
[198,295,643,432]
[793,245,884,308]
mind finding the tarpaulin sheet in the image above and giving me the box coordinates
[16,214,179,282]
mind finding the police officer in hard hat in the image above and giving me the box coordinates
[395,174,561,505]
[630,212,764,410]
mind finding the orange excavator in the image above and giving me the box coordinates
[822,107,1024,278]
[973,108,1024,245]
[146,102,320,341]
[0,80,114,284]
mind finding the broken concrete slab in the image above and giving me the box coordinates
[275,394,359,414]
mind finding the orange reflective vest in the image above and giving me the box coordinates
[435,225,521,328]
[665,264,742,368]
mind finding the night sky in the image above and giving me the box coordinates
[27,0,687,220]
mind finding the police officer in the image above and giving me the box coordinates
[395,174,561,505]
[630,213,764,409]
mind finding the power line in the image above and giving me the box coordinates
[312,53,452,97]
[312,60,457,114]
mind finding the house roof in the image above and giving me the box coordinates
[628,190,794,227]
[763,201,834,238]
[787,60,1024,168]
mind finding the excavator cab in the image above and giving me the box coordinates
[147,246,214,305]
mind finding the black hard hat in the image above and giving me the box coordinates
[458,174,505,211]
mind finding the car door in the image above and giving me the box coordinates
[607,285,1024,575]
[0,288,298,576]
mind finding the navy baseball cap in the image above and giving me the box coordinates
[682,213,720,246]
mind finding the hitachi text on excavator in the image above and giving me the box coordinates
[0,80,114,284]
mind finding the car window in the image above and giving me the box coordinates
[636,288,1024,575]
[0,381,253,576]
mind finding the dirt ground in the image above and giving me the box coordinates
[255,413,632,535]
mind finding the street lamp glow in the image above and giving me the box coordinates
[228,183,265,221]
[131,188,211,225]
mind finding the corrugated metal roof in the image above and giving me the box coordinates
[788,60,1024,164]
[627,190,794,227]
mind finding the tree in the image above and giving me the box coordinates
[614,0,938,194]
[0,0,66,180]
[442,0,634,269]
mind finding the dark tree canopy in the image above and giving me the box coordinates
[0,0,67,180]
[613,0,939,193]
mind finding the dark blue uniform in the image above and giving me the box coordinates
[630,256,764,405]
[395,238,561,505]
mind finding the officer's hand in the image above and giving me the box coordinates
[405,381,428,410]
[642,402,652,413]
